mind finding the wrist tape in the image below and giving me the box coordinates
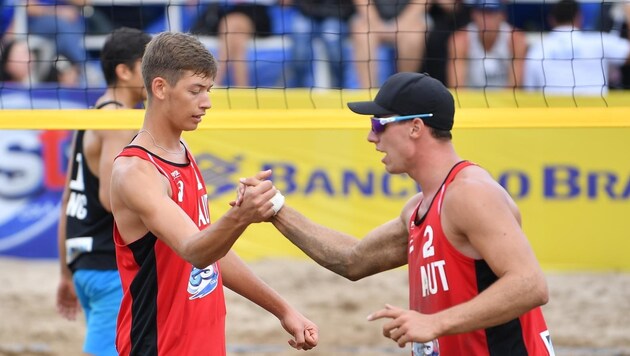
[270,191,285,215]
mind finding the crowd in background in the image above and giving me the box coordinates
[1,0,630,94]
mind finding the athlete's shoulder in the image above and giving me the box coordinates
[401,192,423,226]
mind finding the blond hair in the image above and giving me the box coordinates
[142,32,217,96]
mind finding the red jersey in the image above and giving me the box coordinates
[113,146,226,356]
[408,161,554,356]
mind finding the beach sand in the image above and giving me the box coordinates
[0,257,629,356]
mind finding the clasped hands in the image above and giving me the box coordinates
[229,170,284,221]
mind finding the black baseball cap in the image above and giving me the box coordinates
[347,72,455,131]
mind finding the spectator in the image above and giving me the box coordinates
[192,0,277,87]
[26,0,88,84]
[524,0,630,95]
[0,37,66,86]
[0,38,33,84]
[350,0,427,88]
[421,0,470,85]
[42,55,80,86]
[1,0,16,38]
[447,0,527,89]
[609,1,630,89]
[286,0,355,88]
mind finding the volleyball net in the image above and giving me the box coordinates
[2,1,630,269]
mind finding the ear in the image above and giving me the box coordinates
[151,77,167,100]
[114,63,132,82]
[409,118,425,138]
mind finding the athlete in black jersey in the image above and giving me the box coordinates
[56,27,151,356]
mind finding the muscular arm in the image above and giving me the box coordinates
[111,158,277,268]
[271,200,413,281]
[433,177,549,335]
[221,250,318,350]
[369,175,548,345]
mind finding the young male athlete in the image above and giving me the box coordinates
[241,72,555,355]
[56,27,152,356]
[109,32,318,355]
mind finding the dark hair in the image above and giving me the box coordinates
[429,126,453,140]
[100,27,152,86]
[142,32,217,94]
[551,0,579,26]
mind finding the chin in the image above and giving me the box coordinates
[384,165,404,175]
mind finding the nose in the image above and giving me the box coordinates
[367,130,378,143]
[201,93,211,110]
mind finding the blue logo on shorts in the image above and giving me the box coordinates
[187,263,220,299]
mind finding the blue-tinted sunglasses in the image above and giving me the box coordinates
[370,113,434,134]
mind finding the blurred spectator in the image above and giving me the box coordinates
[43,55,80,86]
[610,2,630,89]
[1,0,16,37]
[0,38,32,84]
[421,0,470,85]
[286,0,355,88]
[350,0,427,88]
[523,0,630,95]
[26,0,87,84]
[85,4,163,34]
[192,0,277,87]
[447,0,527,89]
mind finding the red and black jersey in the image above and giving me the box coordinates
[113,146,226,356]
[408,161,554,356]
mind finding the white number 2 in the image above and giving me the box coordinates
[422,226,435,258]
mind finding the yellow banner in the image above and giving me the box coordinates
[184,126,630,271]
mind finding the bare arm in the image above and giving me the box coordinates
[221,250,318,350]
[370,176,548,345]
[270,203,410,281]
[96,130,136,212]
[447,31,469,88]
[508,29,528,88]
[56,131,79,320]
[111,158,277,268]
[435,179,548,333]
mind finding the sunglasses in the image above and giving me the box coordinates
[370,113,434,134]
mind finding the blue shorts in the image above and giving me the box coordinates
[73,270,122,356]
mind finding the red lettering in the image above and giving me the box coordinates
[40,130,71,189]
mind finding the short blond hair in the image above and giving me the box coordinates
[142,32,217,96]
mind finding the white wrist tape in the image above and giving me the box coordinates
[270,191,285,216]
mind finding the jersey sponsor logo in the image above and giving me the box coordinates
[412,339,440,356]
[187,262,220,300]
